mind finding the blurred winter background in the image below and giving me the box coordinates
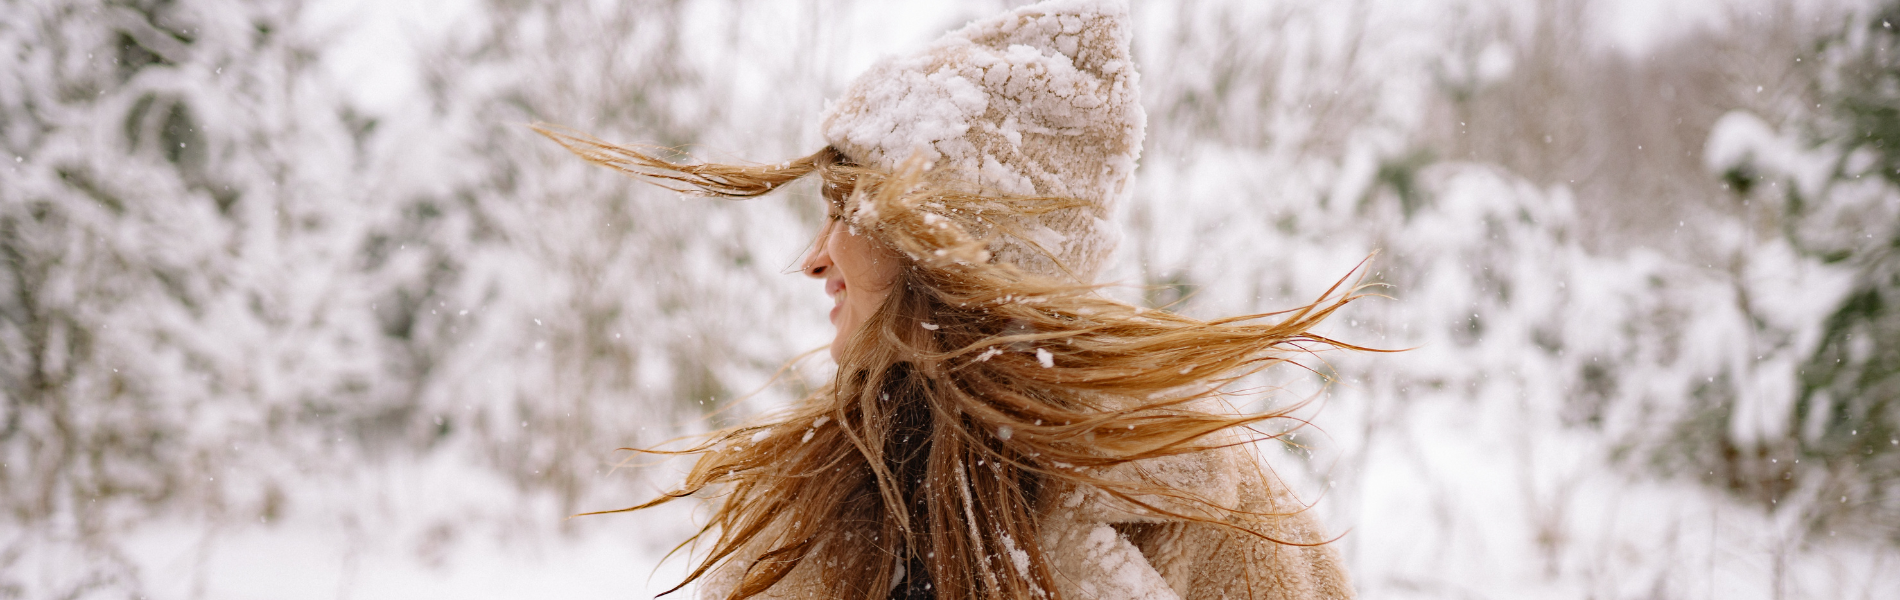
[3,0,1899,597]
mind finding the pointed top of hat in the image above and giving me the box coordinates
[820,0,1145,282]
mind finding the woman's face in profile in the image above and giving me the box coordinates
[802,218,902,361]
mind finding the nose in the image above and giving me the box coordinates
[801,226,833,279]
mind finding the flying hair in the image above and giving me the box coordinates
[533,123,1387,600]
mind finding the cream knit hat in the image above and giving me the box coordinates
[820,0,1145,282]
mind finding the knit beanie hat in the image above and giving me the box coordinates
[820,0,1145,283]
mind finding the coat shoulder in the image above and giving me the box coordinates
[1043,443,1357,600]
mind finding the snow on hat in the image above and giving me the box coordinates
[820,0,1145,282]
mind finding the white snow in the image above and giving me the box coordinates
[824,62,989,168]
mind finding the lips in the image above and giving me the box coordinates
[826,277,845,325]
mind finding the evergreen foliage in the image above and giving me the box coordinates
[1789,0,1900,542]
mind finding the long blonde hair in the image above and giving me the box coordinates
[535,124,1377,600]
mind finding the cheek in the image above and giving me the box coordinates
[833,230,900,292]
[832,231,900,320]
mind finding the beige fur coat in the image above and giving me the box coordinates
[696,442,1355,600]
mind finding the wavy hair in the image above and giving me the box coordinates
[534,124,1378,600]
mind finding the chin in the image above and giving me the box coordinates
[829,330,848,362]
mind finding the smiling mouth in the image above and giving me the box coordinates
[826,278,846,325]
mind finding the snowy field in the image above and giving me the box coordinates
[4,0,1899,598]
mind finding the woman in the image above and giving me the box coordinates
[538,1,1370,598]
